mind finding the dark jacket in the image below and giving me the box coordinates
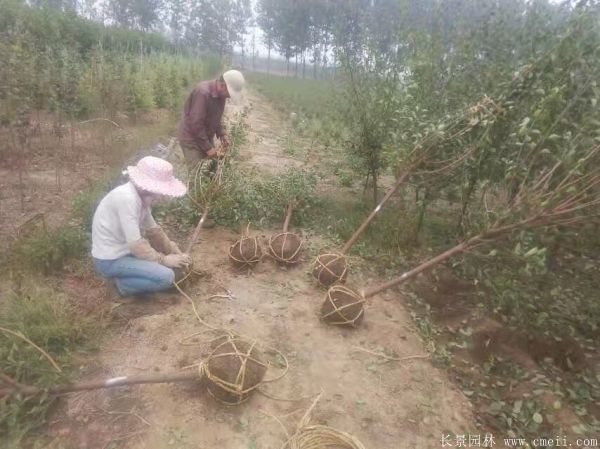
[178,80,225,154]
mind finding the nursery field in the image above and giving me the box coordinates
[1,82,598,449]
[5,89,479,449]
[2,1,600,449]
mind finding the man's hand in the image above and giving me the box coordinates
[181,253,192,265]
[163,254,192,269]
[221,135,230,150]
[206,147,218,159]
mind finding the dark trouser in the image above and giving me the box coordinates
[180,139,217,179]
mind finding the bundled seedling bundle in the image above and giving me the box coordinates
[186,154,229,254]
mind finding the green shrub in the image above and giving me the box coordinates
[9,227,89,275]
[159,166,319,230]
[211,166,318,228]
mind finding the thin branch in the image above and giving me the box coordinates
[78,118,122,129]
[0,326,62,373]
[351,346,429,362]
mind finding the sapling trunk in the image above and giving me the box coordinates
[340,171,410,254]
[4,372,196,397]
[361,233,482,298]
[359,203,581,299]
[282,201,294,233]
[185,206,210,254]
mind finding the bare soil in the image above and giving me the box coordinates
[47,92,478,449]
[0,110,175,253]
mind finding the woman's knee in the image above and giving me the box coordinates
[157,266,175,288]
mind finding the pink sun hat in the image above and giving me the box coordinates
[127,156,187,197]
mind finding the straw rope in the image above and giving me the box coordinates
[267,392,367,449]
[283,425,367,449]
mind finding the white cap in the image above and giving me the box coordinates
[223,70,245,103]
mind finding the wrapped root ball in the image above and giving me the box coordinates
[268,232,302,264]
[321,285,365,327]
[312,252,348,287]
[229,237,262,269]
[204,337,267,405]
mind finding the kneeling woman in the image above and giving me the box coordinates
[92,156,191,297]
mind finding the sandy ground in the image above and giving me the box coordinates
[49,91,477,449]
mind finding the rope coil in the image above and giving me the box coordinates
[271,392,367,449]
[282,425,367,449]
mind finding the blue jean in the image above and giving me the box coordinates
[93,256,175,296]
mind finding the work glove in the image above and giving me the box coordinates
[129,239,191,269]
[145,227,182,255]
[129,238,164,263]
[163,253,192,269]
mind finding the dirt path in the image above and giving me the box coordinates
[234,92,304,174]
[51,91,476,449]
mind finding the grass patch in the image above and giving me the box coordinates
[248,72,338,121]
[6,227,89,276]
[0,284,97,446]
[247,72,344,146]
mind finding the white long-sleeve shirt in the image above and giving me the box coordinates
[91,182,158,260]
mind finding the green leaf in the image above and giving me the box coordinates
[513,400,522,415]
[489,401,503,415]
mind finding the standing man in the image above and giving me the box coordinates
[178,69,245,168]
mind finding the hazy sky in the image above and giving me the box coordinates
[237,0,272,58]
